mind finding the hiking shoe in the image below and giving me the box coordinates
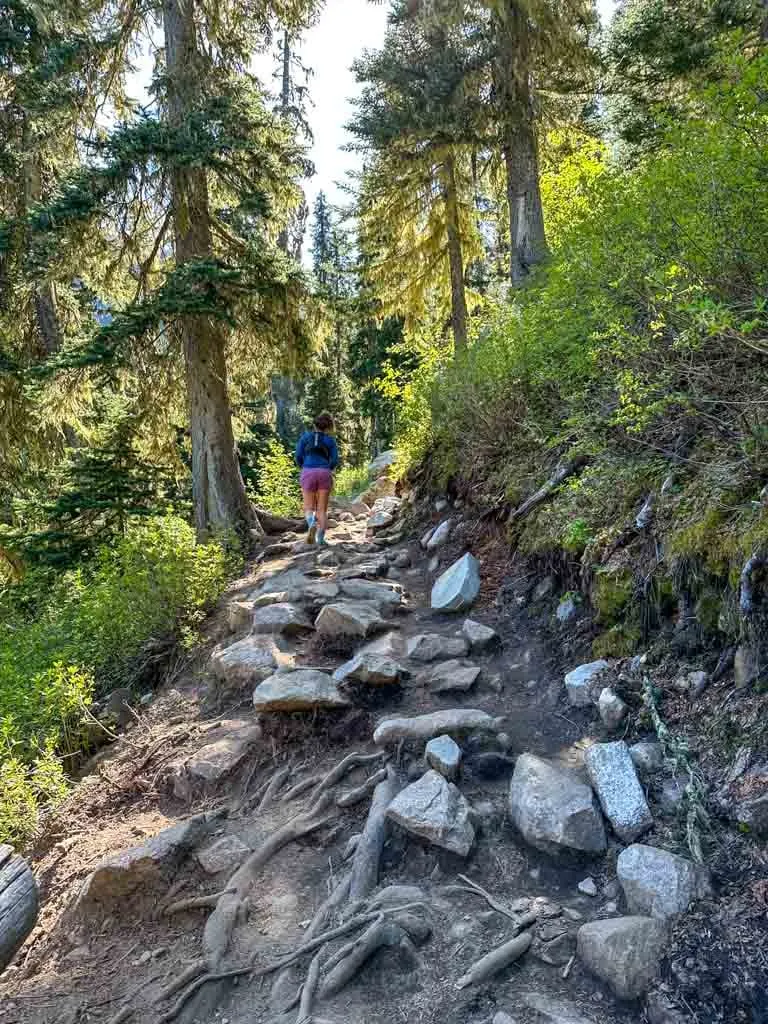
[307,522,317,545]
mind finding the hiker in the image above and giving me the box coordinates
[295,412,339,545]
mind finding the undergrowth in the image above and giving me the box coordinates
[0,515,232,845]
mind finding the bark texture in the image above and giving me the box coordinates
[0,845,38,971]
[496,2,547,284]
[441,151,468,353]
[163,0,257,541]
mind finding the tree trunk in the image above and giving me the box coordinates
[163,0,257,541]
[440,151,468,353]
[495,2,547,285]
[277,33,292,255]
[0,845,38,972]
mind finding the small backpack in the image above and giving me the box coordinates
[306,431,331,462]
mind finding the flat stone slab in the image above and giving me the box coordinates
[386,770,475,856]
[252,603,313,635]
[421,659,481,693]
[210,637,280,689]
[78,815,211,912]
[315,601,387,639]
[584,741,653,843]
[359,631,406,658]
[339,578,403,607]
[253,670,351,712]
[298,581,340,603]
[181,722,261,787]
[431,553,481,612]
[196,835,250,875]
[425,735,462,780]
[577,916,668,999]
[509,754,607,856]
[617,843,711,918]
[565,661,609,706]
[461,618,499,652]
[333,652,402,687]
[406,634,469,662]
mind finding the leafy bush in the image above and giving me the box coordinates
[250,439,301,517]
[334,464,372,498]
[0,515,230,844]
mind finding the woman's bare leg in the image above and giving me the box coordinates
[302,489,317,521]
[316,490,331,537]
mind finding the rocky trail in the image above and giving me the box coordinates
[0,487,722,1024]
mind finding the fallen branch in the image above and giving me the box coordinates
[313,751,384,797]
[281,774,323,802]
[255,508,305,535]
[336,768,388,808]
[507,457,588,525]
[453,874,520,923]
[348,766,400,900]
[455,930,533,988]
[740,551,768,617]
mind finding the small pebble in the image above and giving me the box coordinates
[578,877,598,897]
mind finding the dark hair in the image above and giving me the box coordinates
[313,412,334,432]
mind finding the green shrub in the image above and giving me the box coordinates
[250,439,301,517]
[0,515,230,844]
[334,464,372,498]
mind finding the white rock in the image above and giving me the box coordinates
[333,653,401,687]
[584,741,653,843]
[427,555,440,573]
[629,741,664,775]
[565,660,609,706]
[252,670,351,712]
[367,496,401,531]
[421,526,436,549]
[406,633,469,662]
[461,618,499,652]
[598,687,628,730]
[426,520,451,550]
[179,722,261,789]
[386,770,475,856]
[617,844,711,919]
[373,709,501,746]
[227,599,255,632]
[431,553,481,612]
[578,877,598,897]
[315,601,387,639]
[425,735,462,780]
[435,498,449,513]
[196,835,249,875]
[556,595,579,624]
[359,631,406,659]
[251,603,313,636]
[509,754,607,856]
[577,916,668,999]
[368,449,397,475]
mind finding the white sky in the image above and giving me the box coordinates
[126,0,618,231]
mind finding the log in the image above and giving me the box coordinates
[372,710,502,747]
[507,457,588,525]
[0,844,38,971]
[455,930,533,988]
[254,508,305,535]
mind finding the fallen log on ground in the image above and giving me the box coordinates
[0,844,38,971]
[507,457,588,525]
[455,930,533,989]
[348,766,400,900]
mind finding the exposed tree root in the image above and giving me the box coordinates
[506,457,588,525]
[296,949,323,1023]
[165,890,235,915]
[336,767,388,808]
[453,874,529,926]
[455,930,533,988]
[312,751,383,797]
[281,774,323,802]
[204,792,336,966]
[156,959,208,1003]
[258,765,292,810]
[348,766,399,900]
[106,1007,133,1024]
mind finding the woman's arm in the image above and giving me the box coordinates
[295,433,306,467]
[329,437,340,470]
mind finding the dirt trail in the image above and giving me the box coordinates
[0,501,639,1024]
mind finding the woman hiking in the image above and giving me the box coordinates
[295,412,339,545]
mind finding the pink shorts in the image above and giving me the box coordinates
[300,468,333,493]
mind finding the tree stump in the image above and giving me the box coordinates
[0,844,38,972]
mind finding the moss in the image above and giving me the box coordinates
[592,624,642,658]
[591,567,635,624]
[695,590,723,635]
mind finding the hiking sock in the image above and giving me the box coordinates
[306,511,316,528]
[317,528,326,546]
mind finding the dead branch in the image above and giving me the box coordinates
[281,774,323,802]
[336,768,388,808]
[348,766,400,901]
[455,930,533,989]
[507,457,588,525]
[254,508,305,535]
[740,551,768,617]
